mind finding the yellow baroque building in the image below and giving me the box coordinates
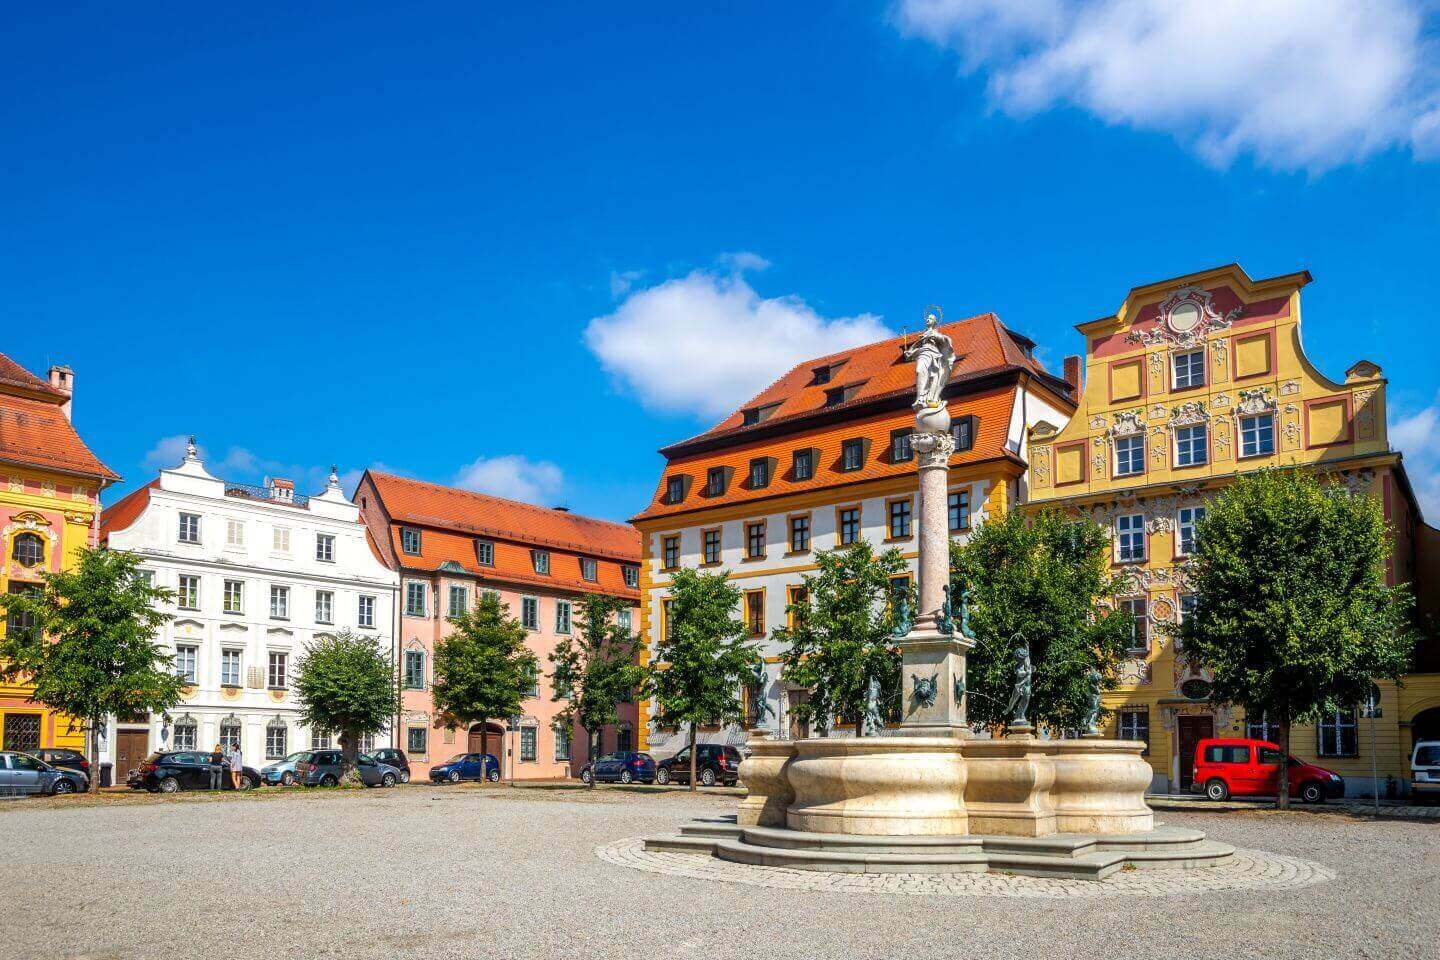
[1026,265,1439,798]
[0,353,119,754]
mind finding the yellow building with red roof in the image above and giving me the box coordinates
[632,313,1078,754]
[0,353,118,754]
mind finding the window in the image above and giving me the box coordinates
[266,722,287,760]
[226,519,245,547]
[888,499,912,539]
[136,568,155,588]
[1317,707,1358,757]
[475,540,495,566]
[665,476,685,504]
[178,512,200,544]
[661,598,675,642]
[223,579,244,614]
[748,458,770,488]
[1116,513,1146,562]
[219,721,240,751]
[1179,593,1197,623]
[1175,424,1208,467]
[441,584,466,618]
[702,529,721,565]
[1246,712,1279,743]
[742,402,778,425]
[1240,413,1275,457]
[555,600,572,634]
[174,645,198,684]
[315,590,334,625]
[706,467,726,497]
[622,565,639,588]
[358,595,375,629]
[792,449,814,481]
[1172,349,1205,389]
[951,416,975,451]
[221,649,242,687]
[315,533,335,563]
[520,727,537,762]
[1177,506,1206,557]
[789,515,811,553]
[554,725,571,761]
[531,550,550,575]
[1114,434,1145,477]
[521,596,539,630]
[617,608,633,633]
[270,585,290,620]
[407,726,428,754]
[1119,709,1149,753]
[177,575,200,610]
[786,586,808,629]
[745,521,766,560]
[403,650,426,690]
[745,590,765,637]
[405,582,427,617]
[10,533,43,569]
[173,719,197,751]
[662,535,680,571]
[891,430,914,463]
[1120,598,1148,653]
[838,507,860,546]
[616,726,633,752]
[272,527,291,553]
[840,439,864,471]
[948,490,971,532]
[811,363,834,385]
[581,557,598,582]
[267,651,288,689]
[401,527,421,555]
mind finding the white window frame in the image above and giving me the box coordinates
[223,579,244,615]
[1120,597,1149,654]
[1113,434,1144,477]
[226,519,246,547]
[1174,424,1208,467]
[272,527,291,553]
[178,512,201,544]
[174,644,198,684]
[532,550,550,575]
[475,540,495,566]
[177,575,200,611]
[622,565,639,588]
[405,581,427,618]
[1171,348,1205,390]
[555,600,572,635]
[267,651,288,689]
[315,590,334,625]
[1119,709,1149,753]
[448,584,469,619]
[315,533,336,563]
[220,648,243,688]
[270,584,290,620]
[581,557,598,582]
[358,594,376,629]
[265,723,288,760]
[1176,506,1207,557]
[1317,707,1358,758]
[401,527,421,555]
[1239,413,1275,458]
[1116,513,1146,563]
[521,596,539,630]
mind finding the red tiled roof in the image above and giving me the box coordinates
[0,353,119,482]
[100,480,158,543]
[0,353,66,401]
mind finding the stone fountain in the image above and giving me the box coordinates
[643,309,1232,880]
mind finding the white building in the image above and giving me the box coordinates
[99,440,398,778]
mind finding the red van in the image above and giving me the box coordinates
[1192,738,1345,803]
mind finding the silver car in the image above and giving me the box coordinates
[0,751,89,796]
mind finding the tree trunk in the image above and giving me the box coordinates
[587,728,597,789]
[1276,716,1291,810]
[479,718,489,783]
[89,714,102,793]
[688,722,698,793]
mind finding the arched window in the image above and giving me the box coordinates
[219,718,242,752]
[172,716,198,751]
[12,533,43,568]
[265,718,288,760]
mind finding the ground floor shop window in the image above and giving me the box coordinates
[554,725,570,761]
[172,719,197,751]
[1118,709,1149,754]
[407,726,428,754]
[2,713,41,751]
[1317,708,1358,758]
[1246,713,1279,743]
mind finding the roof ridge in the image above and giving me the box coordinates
[368,470,635,532]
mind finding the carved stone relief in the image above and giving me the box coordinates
[1237,387,1277,416]
[1279,379,1301,395]
[1124,285,1240,348]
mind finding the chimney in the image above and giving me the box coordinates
[1062,355,1083,399]
[48,365,74,421]
[265,476,295,503]
[552,505,571,513]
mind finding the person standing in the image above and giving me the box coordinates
[208,743,224,791]
[228,740,244,790]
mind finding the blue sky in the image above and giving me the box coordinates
[5,2,1440,520]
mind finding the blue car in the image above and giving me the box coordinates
[429,753,500,783]
[259,751,308,787]
[581,751,656,785]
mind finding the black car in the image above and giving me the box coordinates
[126,750,261,793]
[33,748,92,779]
[369,747,411,783]
[655,744,742,787]
[0,751,89,796]
[580,751,656,785]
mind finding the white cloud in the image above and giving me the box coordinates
[142,434,198,471]
[1391,399,1440,518]
[609,269,645,299]
[584,257,891,419]
[894,0,1439,171]
[141,435,380,499]
[452,455,564,506]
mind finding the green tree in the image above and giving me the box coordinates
[951,509,1131,731]
[0,547,184,792]
[431,593,538,775]
[646,567,759,790]
[775,542,908,734]
[550,593,645,788]
[1179,469,1414,807]
[292,629,400,772]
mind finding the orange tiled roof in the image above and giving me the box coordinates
[667,313,1065,454]
[0,353,119,482]
[99,479,158,543]
[633,385,1021,523]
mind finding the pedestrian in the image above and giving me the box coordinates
[228,740,244,790]
[209,743,224,791]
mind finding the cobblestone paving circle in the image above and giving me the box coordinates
[595,837,1336,899]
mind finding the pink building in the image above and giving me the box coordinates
[354,471,641,780]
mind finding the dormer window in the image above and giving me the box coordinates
[951,416,976,452]
[400,527,421,555]
[706,467,726,497]
[665,476,685,505]
[792,449,814,482]
[475,540,495,566]
[622,565,639,588]
[748,458,771,488]
[531,550,550,575]
[891,429,914,463]
[742,403,780,426]
[824,383,862,407]
[810,360,846,386]
[841,439,865,472]
[581,557,598,582]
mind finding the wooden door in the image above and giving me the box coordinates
[1177,715,1214,790]
[115,730,150,781]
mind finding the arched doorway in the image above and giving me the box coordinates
[1411,706,1440,754]
[467,721,505,756]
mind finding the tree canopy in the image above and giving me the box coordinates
[950,509,1131,730]
[292,629,400,763]
[550,593,645,783]
[430,593,538,761]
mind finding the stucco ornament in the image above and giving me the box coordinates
[1125,285,1240,348]
[1279,379,1301,396]
[1109,410,1145,437]
[1338,468,1376,496]
[1088,415,1106,430]
[1236,388,1276,416]
[1169,401,1209,427]
[905,308,956,414]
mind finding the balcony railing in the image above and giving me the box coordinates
[224,482,309,507]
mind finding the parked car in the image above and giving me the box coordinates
[33,748,91,778]
[1192,738,1344,803]
[1410,741,1440,803]
[0,751,89,796]
[580,751,656,785]
[369,747,411,783]
[259,751,309,787]
[654,744,742,787]
[126,751,261,793]
[428,753,500,783]
[292,749,402,788]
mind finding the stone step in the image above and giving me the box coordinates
[645,834,719,855]
[715,837,991,874]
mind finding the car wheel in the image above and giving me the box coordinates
[382,773,396,787]
[619,769,634,784]
[321,774,338,787]
[581,768,593,785]
[159,776,180,794]
[486,769,500,782]
[52,778,76,796]
[655,768,669,785]
[1204,778,1230,802]
[280,771,295,787]
[699,768,717,787]
[1300,782,1325,804]
[448,770,461,783]
[399,771,410,784]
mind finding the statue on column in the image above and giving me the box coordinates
[905,308,957,414]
